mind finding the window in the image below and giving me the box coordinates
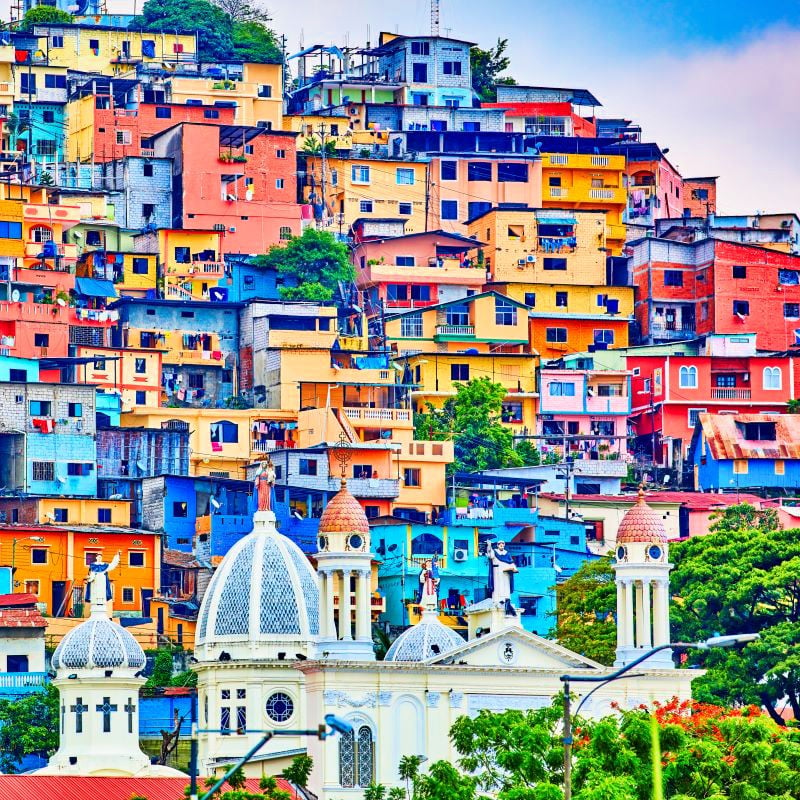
[84,552,100,566]
[443,61,462,75]
[733,459,748,475]
[495,297,517,325]
[89,38,100,50]
[134,358,147,374]
[441,200,458,220]
[398,202,412,215]
[467,201,492,221]
[129,552,145,567]
[739,421,776,440]
[715,374,736,387]
[775,460,786,475]
[275,178,285,189]
[258,83,273,97]
[67,463,92,476]
[451,363,469,381]
[763,366,782,390]
[441,161,457,180]
[351,165,370,184]
[53,508,68,522]
[401,313,422,337]
[688,408,707,428]
[9,369,26,381]
[467,162,492,181]
[188,373,204,389]
[678,365,698,388]
[548,381,576,397]
[498,163,528,182]
[204,109,220,119]
[404,468,421,487]
[34,333,50,347]
[779,269,800,285]
[462,120,480,131]
[98,508,112,523]
[210,420,239,443]
[220,707,231,735]
[30,400,52,416]
[31,548,48,565]
[732,265,746,278]
[115,130,132,146]
[524,293,536,307]
[299,459,317,476]
[412,63,428,82]
[396,168,415,185]
[593,329,614,345]
[546,328,568,343]
[733,300,749,316]
[359,200,374,213]
[173,502,188,518]
[555,291,568,307]
[20,73,36,94]
[411,41,430,55]
[265,691,294,722]
[155,106,172,119]
[135,391,147,405]
[549,176,561,187]
[142,203,155,219]
[591,420,615,436]
[280,226,292,240]
[45,74,66,89]
[543,258,567,270]
[122,587,134,603]
[132,257,149,274]
[785,304,800,318]
[276,149,286,159]
[663,270,683,286]
[395,256,415,267]
[0,221,22,239]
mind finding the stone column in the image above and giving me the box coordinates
[634,580,645,649]
[623,579,634,648]
[652,579,669,646]
[324,569,335,639]
[340,570,352,640]
[355,569,371,640]
[640,580,652,649]
[616,579,626,651]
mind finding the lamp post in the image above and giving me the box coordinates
[560,633,760,800]
[190,713,353,800]
[11,536,45,589]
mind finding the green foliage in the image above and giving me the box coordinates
[252,227,353,302]
[281,754,313,788]
[0,683,60,772]
[670,523,800,724]
[21,6,73,27]
[364,783,387,800]
[227,767,247,790]
[708,502,779,533]
[145,648,174,689]
[470,39,516,102]
[787,398,800,414]
[373,625,395,660]
[301,137,338,156]
[514,439,541,466]
[232,21,282,63]
[414,761,479,800]
[413,378,534,472]
[553,556,616,665]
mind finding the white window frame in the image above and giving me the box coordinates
[396,168,415,185]
[351,165,370,184]
[763,366,782,390]
[678,365,698,388]
[687,408,707,428]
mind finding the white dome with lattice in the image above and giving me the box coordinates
[385,610,465,662]
[52,616,146,673]
[195,510,320,661]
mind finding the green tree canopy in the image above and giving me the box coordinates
[470,39,516,102]
[21,6,73,27]
[553,556,616,665]
[252,227,353,301]
[414,377,538,472]
[232,21,282,63]
[0,683,60,772]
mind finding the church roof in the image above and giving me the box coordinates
[385,612,465,662]
[318,481,370,535]
[51,616,145,672]
[616,488,668,544]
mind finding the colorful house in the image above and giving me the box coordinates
[74,345,162,411]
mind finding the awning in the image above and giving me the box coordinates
[75,278,118,298]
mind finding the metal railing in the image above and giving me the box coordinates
[435,324,475,337]
[711,388,751,400]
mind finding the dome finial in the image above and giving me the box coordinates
[333,432,352,485]
[637,483,646,503]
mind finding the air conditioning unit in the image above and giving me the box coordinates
[453,548,468,562]
[229,226,236,233]
[526,254,536,263]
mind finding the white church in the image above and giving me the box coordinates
[39,482,696,795]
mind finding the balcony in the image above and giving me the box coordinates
[24,242,77,261]
[341,407,413,426]
[586,394,630,414]
[252,439,294,453]
[435,324,475,338]
[141,148,156,158]
[361,259,485,287]
[0,672,49,694]
[711,388,752,400]
[168,261,225,279]
[442,505,539,527]
[549,187,568,199]
[650,321,696,340]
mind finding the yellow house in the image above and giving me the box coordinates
[540,152,627,254]
[282,113,354,152]
[385,291,539,434]
[303,155,428,234]
[167,63,283,128]
[0,198,25,260]
[75,345,162,410]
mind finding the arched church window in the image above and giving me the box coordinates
[339,725,374,787]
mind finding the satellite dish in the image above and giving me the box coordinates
[10,289,20,302]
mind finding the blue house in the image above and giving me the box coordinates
[691,413,800,491]
[0,355,39,383]
[223,256,297,303]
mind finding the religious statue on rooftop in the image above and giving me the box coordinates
[256,456,277,512]
[85,551,121,611]
[486,540,518,615]
[418,556,440,611]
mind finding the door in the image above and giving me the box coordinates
[141,588,153,617]
[52,581,66,617]
[156,605,164,634]
[6,655,28,673]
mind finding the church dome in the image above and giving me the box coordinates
[52,616,145,672]
[195,510,320,657]
[319,481,369,535]
[385,612,465,662]
[617,488,668,544]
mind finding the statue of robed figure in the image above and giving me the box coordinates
[255,456,277,512]
[418,555,440,610]
[85,551,121,610]
[486,539,518,616]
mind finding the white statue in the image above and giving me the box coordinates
[418,559,440,611]
[85,552,121,614]
[486,540,518,614]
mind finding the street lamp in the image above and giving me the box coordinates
[560,633,760,800]
[11,536,44,588]
[190,713,353,800]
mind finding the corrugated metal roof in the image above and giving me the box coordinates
[0,776,297,799]
[0,608,46,628]
[699,413,800,461]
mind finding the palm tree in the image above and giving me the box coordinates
[398,755,423,800]
[364,783,387,800]
[372,624,395,660]
[3,112,30,151]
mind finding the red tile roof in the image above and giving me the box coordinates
[0,608,46,628]
[698,413,800,460]
[617,488,668,544]
[541,491,763,511]
[319,480,370,535]
[0,593,39,608]
[0,776,298,800]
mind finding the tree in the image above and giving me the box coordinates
[252,227,353,301]
[132,0,234,62]
[4,112,30,148]
[553,556,617,665]
[0,683,60,772]
[669,523,800,725]
[145,648,173,690]
[232,21,282,63]
[281,754,313,789]
[708,501,779,533]
[470,39,516,102]
[21,6,73,27]
[414,378,538,472]
[398,754,423,800]
[213,0,271,23]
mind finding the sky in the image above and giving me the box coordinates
[1,0,797,213]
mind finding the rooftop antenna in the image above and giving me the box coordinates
[431,0,440,36]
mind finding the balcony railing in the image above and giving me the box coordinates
[342,407,412,423]
[0,672,48,690]
[589,188,616,200]
[435,324,475,337]
[549,187,568,199]
[252,439,294,452]
[650,322,695,340]
[711,388,752,400]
